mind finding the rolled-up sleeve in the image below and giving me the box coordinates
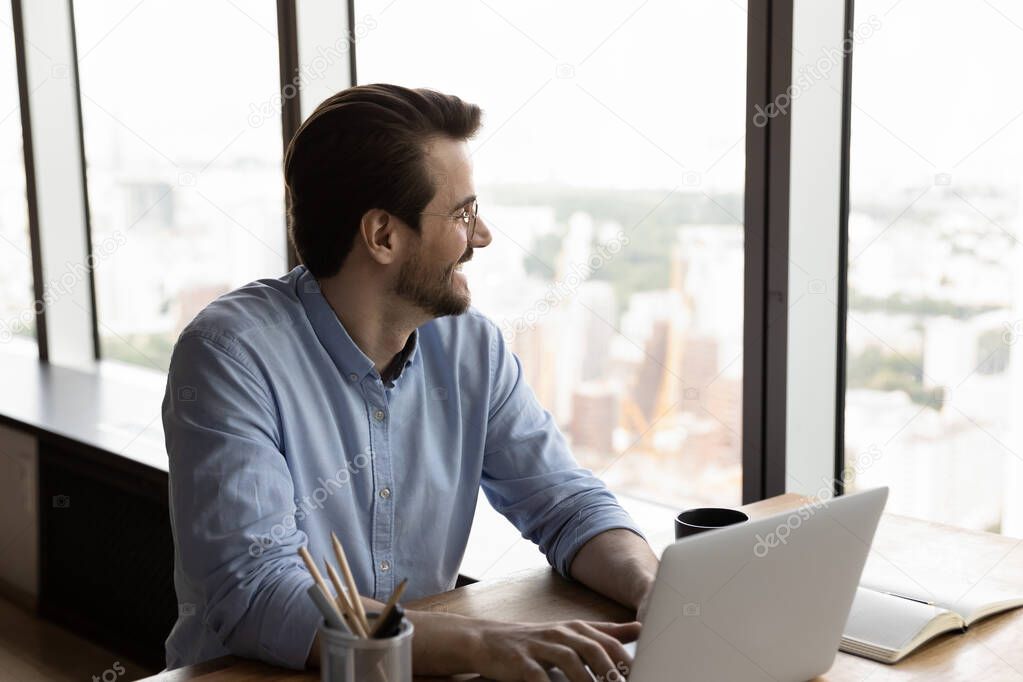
[164,330,322,669]
[479,325,645,577]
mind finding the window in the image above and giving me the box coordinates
[355,0,747,509]
[845,0,1023,534]
[0,0,36,348]
[74,0,288,371]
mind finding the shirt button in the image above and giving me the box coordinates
[373,409,385,422]
[380,560,390,571]
[379,487,391,499]
[348,373,358,382]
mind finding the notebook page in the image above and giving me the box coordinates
[843,587,949,652]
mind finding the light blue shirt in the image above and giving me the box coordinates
[163,266,643,670]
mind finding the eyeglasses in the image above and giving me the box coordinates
[419,200,479,242]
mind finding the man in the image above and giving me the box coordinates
[163,84,658,680]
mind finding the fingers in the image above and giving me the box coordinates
[585,620,642,643]
[533,642,591,682]
[484,620,641,682]
[546,627,617,680]
[521,660,551,682]
[573,622,634,668]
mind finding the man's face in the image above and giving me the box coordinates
[394,137,491,318]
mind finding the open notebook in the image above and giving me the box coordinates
[841,581,1023,663]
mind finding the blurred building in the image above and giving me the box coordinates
[570,382,619,454]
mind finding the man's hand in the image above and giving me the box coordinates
[635,579,655,623]
[469,619,640,682]
[315,606,638,680]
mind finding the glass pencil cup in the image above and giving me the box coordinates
[319,619,413,682]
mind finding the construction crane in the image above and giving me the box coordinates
[620,243,690,451]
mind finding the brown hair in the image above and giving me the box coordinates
[284,84,482,278]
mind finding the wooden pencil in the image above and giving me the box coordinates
[331,532,371,633]
[297,546,344,624]
[369,578,408,638]
[324,560,369,638]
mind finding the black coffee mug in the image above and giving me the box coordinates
[675,507,749,539]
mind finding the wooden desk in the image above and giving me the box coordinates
[141,494,1023,681]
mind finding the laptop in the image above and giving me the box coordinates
[549,487,889,681]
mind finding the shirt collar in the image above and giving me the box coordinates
[296,266,419,382]
[383,330,419,384]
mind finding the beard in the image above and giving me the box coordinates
[394,247,473,318]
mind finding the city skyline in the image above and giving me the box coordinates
[1,0,1021,532]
